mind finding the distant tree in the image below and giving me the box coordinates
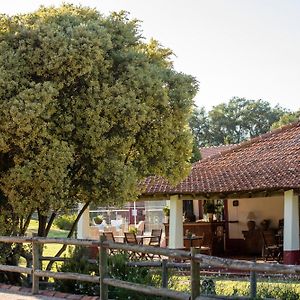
[0,4,197,277]
[271,110,300,129]
[190,97,288,147]
[189,107,210,147]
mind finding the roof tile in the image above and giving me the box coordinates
[141,121,300,195]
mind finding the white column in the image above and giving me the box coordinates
[77,203,90,239]
[284,190,300,264]
[169,195,183,249]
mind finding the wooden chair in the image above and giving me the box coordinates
[148,229,162,247]
[124,232,141,244]
[103,231,115,242]
[262,231,283,262]
[124,232,143,259]
[147,229,162,259]
[200,233,212,256]
[103,232,117,255]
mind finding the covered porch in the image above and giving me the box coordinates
[140,121,300,264]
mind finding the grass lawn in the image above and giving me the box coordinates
[26,220,73,270]
[169,275,300,299]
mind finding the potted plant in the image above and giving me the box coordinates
[163,206,170,223]
[203,201,215,222]
[94,214,104,225]
[129,227,138,234]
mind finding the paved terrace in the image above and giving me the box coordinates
[0,284,99,300]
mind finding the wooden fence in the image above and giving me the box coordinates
[0,235,300,299]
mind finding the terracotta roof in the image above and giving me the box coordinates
[141,121,300,196]
[200,144,235,159]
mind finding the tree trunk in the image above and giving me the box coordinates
[45,201,90,271]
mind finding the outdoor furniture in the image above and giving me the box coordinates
[148,229,162,247]
[124,232,145,259]
[184,235,204,248]
[103,231,115,242]
[146,229,162,259]
[164,221,225,254]
[200,233,212,255]
[103,231,117,255]
[262,231,283,262]
[124,232,142,245]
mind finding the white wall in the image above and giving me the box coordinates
[228,196,284,239]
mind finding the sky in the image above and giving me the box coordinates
[1,0,299,112]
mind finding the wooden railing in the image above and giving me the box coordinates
[0,235,300,299]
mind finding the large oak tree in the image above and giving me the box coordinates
[0,4,197,273]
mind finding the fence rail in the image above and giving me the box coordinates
[0,235,299,299]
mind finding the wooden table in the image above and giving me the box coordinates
[114,235,154,244]
[184,235,203,248]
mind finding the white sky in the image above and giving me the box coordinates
[1,0,300,111]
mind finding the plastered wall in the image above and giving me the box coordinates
[227,196,284,239]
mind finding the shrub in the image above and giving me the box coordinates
[54,247,161,299]
[54,246,99,295]
[54,214,77,231]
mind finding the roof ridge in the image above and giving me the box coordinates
[199,144,235,149]
[194,120,300,165]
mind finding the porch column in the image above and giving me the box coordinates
[283,190,300,264]
[169,195,183,249]
[77,203,90,239]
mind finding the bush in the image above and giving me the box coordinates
[54,246,99,295]
[54,246,161,299]
[108,253,161,300]
[54,214,77,231]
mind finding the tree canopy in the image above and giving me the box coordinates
[0,4,198,237]
[190,97,288,147]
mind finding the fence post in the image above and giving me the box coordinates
[190,247,200,300]
[99,235,108,300]
[162,259,168,288]
[250,258,257,299]
[32,237,40,294]
[250,270,257,298]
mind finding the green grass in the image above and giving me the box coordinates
[168,275,300,299]
[25,219,73,270]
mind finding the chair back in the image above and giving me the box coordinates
[262,231,277,247]
[124,232,139,244]
[202,233,213,247]
[103,231,115,243]
[149,229,162,246]
[200,233,212,255]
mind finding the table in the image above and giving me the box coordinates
[114,235,155,244]
[184,235,203,248]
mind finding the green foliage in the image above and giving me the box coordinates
[203,200,216,214]
[128,226,138,234]
[271,110,300,130]
[93,215,104,225]
[169,276,300,299]
[163,206,170,216]
[190,97,288,147]
[108,253,160,299]
[55,247,160,299]
[0,4,197,238]
[55,246,99,295]
[216,280,300,299]
[54,214,77,231]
